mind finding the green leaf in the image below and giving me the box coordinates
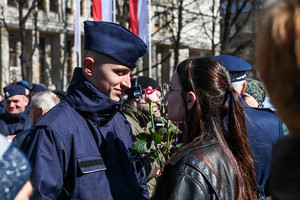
[168,123,178,133]
[176,143,183,148]
[149,150,158,160]
[158,127,168,134]
[154,131,163,144]
[168,124,181,136]
[136,132,152,141]
[132,140,150,154]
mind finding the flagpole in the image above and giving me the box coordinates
[75,0,81,67]
[148,0,152,78]
[113,0,116,23]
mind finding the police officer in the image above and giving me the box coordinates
[214,55,284,199]
[0,84,31,137]
[21,21,149,199]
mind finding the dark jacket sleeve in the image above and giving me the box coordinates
[21,127,68,200]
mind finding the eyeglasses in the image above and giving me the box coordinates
[162,83,183,99]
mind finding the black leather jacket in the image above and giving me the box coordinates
[154,138,236,200]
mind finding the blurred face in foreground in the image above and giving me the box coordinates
[5,95,28,115]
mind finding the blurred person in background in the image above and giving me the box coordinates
[0,134,32,200]
[256,0,300,198]
[242,78,266,108]
[16,80,32,97]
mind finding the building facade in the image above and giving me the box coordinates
[0,0,219,92]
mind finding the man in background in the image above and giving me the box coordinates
[123,76,163,135]
[243,78,266,108]
[0,84,31,138]
[214,55,284,199]
[14,91,60,148]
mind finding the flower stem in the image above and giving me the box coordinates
[150,102,155,130]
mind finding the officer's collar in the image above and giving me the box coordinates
[66,67,122,123]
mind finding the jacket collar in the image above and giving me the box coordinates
[66,67,122,123]
[5,106,30,122]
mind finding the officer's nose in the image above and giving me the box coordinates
[122,74,131,89]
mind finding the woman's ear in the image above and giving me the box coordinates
[83,57,95,77]
[186,91,196,110]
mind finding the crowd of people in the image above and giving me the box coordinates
[0,0,299,199]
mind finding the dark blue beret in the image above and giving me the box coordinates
[84,21,147,69]
[31,84,47,94]
[16,80,32,90]
[3,84,26,98]
[213,55,252,82]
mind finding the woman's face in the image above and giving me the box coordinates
[166,71,186,122]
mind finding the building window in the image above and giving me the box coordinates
[66,0,72,14]
[50,0,58,12]
[80,0,83,16]
[66,40,72,84]
[8,0,16,6]
[161,12,167,27]
[154,12,160,27]
[39,37,46,84]
[38,0,45,10]
[9,35,17,67]
[8,0,28,7]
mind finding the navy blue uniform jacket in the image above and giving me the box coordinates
[0,107,31,136]
[243,102,283,197]
[22,68,149,199]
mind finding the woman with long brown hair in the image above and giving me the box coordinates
[153,57,257,199]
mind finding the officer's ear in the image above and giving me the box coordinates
[241,80,247,95]
[24,96,29,106]
[83,57,95,77]
[39,107,46,116]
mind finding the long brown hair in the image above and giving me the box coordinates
[176,57,257,199]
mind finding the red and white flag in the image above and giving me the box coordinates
[92,0,113,22]
[129,0,148,44]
